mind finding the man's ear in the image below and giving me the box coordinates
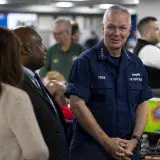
[21,44,31,56]
[102,24,104,34]
[127,25,132,38]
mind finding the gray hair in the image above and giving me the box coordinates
[52,18,72,34]
[102,5,131,25]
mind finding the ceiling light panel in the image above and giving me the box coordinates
[56,2,74,7]
[59,0,87,1]
[0,0,8,4]
[121,0,139,5]
[99,4,113,9]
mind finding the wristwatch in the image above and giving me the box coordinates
[131,135,141,144]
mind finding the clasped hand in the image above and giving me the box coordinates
[105,137,138,160]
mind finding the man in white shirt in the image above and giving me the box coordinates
[134,17,160,88]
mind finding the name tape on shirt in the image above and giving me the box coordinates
[98,76,106,80]
[129,73,142,82]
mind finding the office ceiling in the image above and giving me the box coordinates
[0,0,142,14]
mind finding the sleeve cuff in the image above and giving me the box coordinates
[138,86,154,104]
[64,83,90,102]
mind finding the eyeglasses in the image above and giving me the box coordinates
[52,31,66,36]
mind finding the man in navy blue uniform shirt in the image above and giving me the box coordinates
[65,5,153,160]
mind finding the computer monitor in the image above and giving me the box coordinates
[144,97,160,134]
[0,14,7,28]
[7,13,37,29]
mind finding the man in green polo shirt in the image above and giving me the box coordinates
[39,18,84,80]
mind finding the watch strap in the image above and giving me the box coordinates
[131,135,141,144]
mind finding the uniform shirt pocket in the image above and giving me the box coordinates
[128,82,143,105]
[128,82,143,90]
[91,79,114,102]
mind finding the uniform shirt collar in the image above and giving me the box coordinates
[97,39,109,60]
[97,39,133,62]
[23,66,35,80]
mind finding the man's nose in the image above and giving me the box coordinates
[113,28,120,36]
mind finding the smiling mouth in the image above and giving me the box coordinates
[111,39,120,41]
[110,39,121,43]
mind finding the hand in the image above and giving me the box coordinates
[121,139,138,153]
[104,137,133,159]
[44,80,69,105]
[44,80,56,94]
[45,80,65,95]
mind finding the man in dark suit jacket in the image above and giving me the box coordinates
[13,26,69,160]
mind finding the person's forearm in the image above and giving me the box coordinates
[70,95,110,147]
[132,101,148,137]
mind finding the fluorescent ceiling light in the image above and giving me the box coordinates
[56,2,73,7]
[133,0,139,4]
[0,0,7,4]
[121,0,139,4]
[99,4,113,9]
[59,0,87,2]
